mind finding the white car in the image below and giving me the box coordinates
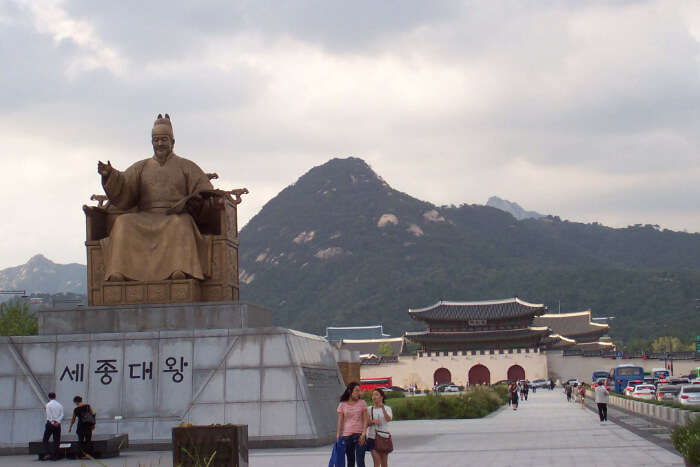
[630,384,655,400]
[624,380,644,396]
[678,385,700,405]
[443,384,460,392]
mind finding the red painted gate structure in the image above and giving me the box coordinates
[433,367,452,385]
[507,364,526,382]
[468,364,490,385]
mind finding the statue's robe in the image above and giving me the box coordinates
[101,153,213,281]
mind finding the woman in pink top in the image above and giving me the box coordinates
[337,381,368,467]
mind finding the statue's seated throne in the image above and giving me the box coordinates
[83,183,247,306]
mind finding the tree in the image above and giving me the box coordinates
[377,343,394,357]
[651,336,690,353]
[0,301,38,336]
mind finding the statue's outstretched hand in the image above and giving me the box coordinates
[98,160,113,177]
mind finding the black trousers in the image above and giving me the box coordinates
[77,426,93,455]
[42,422,61,458]
[597,403,608,421]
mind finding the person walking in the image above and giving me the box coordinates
[509,382,519,410]
[42,392,64,461]
[595,380,609,423]
[68,396,96,458]
[367,388,392,467]
[337,382,369,467]
[565,383,573,403]
[579,383,587,409]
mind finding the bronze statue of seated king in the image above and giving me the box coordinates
[83,114,247,306]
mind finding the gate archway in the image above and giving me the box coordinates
[433,367,452,385]
[507,364,526,382]
[468,364,490,385]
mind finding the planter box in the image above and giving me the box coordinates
[172,425,248,467]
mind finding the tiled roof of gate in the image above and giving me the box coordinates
[408,298,547,322]
[324,325,390,342]
[338,337,404,355]
[532,311,608,338]
[404,326,550,343]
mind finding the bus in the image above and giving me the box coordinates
[360,377,392,392]
[609,364,644,393]
[688,368,700,381]
[592,370,610,384]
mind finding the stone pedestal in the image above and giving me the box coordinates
[0,327,345,451]
[37,301,271,335]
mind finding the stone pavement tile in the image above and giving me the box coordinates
[0,389,685,466]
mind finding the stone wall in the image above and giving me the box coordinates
[546,351,699,383]
[0,327,344,449]
[361,348,548,389]
[334,349,361,386]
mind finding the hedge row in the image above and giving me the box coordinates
[384,386,508,421]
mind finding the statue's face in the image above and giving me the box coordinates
[152,135,173,159]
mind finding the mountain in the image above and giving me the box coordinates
[0,254,86,297]
[486,196,544,220]
[239,157,700,344]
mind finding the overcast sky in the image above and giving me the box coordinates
[1,0,699,268]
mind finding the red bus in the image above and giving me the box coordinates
[360,377,392,392]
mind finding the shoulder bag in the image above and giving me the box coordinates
[371,407,393,454]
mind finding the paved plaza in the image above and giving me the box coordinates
[0,388,683,466]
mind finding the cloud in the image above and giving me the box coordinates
[0,0,699,268]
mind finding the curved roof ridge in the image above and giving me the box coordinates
[409,297,544,313]
[539,311,590,318]
[341,337,404,343]
[326,325,383,330]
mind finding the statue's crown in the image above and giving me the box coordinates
[152,113,174,138]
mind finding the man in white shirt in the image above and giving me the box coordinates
[594,380,610,423]
[42,392,64,461]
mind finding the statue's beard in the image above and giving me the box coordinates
[154,148,170,160]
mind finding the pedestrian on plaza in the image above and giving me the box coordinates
[509,382,519,410]
[579,384,587,409]
[68,395,96,458]
[565,383,572,402]
[41,392,64,461]
[367,388,393,467]
[550,380,555,390]
[337,382,368,467]
[595,379,609,423]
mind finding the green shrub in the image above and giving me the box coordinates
[672,417,700,464]
[388,386,505,421]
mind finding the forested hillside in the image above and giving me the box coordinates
[239,157,700,345]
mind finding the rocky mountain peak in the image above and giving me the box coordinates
[486,196,544,220]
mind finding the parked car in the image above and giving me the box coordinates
[442,384,460,393]
[678,385,700,406]
[565,378,580,387]
[493,380,513,386]
[656,384,681,402]
[531,379,549,389]
[631,384,655,400]
[384,386,407,393]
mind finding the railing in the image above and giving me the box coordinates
[562,349,698,360]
